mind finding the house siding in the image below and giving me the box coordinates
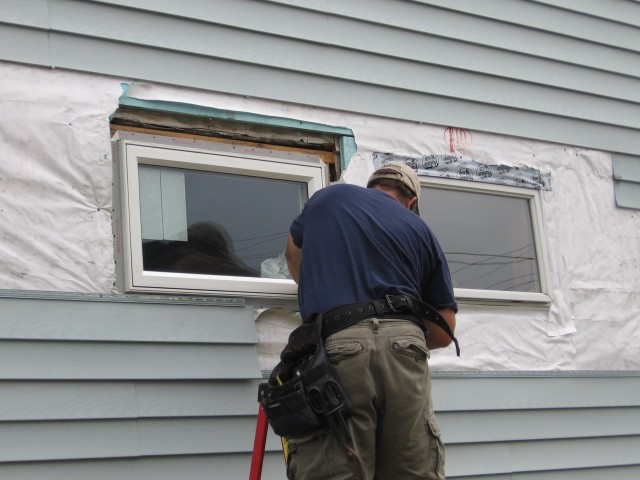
[2,298,638,480]
[0,292,272,478]
[613,153,640,209]
[3,0,639,206]
[0,0,638,155]
[0,0,639,478]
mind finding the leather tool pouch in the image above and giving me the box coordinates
[258,316,352,437]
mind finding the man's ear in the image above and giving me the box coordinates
[405,196,418,210]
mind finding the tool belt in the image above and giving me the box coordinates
[258,315,352,438]
[322,294,460,356]
[258,295,459,437]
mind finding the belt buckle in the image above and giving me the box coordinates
[385,294,397,312]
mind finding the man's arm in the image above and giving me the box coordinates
[424,307,456,350]
[284,233,302,284]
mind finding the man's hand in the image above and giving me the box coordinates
[284,234,302,284]
[424,307,456,350]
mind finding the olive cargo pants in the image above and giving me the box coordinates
[286,318,446,480]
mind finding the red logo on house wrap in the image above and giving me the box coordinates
[444,127,472,153]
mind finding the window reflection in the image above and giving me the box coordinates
[143,221,260,277]
[420,187,541,293]
[140,167,307,278]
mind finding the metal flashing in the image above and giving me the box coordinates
[0,289,245,307]
[118,83,355,137]
[117,83,357,171]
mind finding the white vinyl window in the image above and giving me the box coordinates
[419,177,551,304]
[116,140,328,298]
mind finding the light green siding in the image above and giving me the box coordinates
[1,291,638,477]
[1,1,639,477]
[263,373,640,479]
[3,0,638,207]
[432,374,640,477]
[613,153,640,209]
[0,292,273,478]
[0,0,638,156]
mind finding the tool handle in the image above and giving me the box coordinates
[249,404,269,480]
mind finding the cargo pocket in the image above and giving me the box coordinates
[324,338,364,365]
[285,428,341,480]
[424,412,446,479]
[391,335,430,362]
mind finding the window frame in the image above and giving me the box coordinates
[419,176,552,305]
[117,138,328,299]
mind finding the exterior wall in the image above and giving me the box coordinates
[2,292,638,480]
[0,291,272,479]
[1,0,638,155]
[1,61,636,371]
[0,0,639,478]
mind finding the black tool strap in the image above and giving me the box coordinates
[321,294,460,356]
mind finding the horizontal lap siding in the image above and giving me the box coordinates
[265,374,640,479]
[613,153,640,208]
[0,294,638,478]
[0,0,639,155]
[0,454,287,480]
[0,297,256,343]
[0,417,275,462]
[0,341,259,379]
[0,293,267,479]
[432,374,640,478]
[433,375,640,409]
[0,381,265,421]
[259,374,640,478]
[1,0,640,477]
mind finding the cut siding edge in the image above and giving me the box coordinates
[612,153,640,182]
[614,181,640,209]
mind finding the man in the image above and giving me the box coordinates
[284,162,457,480]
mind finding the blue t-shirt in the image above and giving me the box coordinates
[290,183,457,322]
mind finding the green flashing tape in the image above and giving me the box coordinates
[117,83,358,171]
[118,83,354,136]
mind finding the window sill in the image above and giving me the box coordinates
[454,288,551,307]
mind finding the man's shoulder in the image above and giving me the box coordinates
[325,182,364,193]
[312,183,366,201]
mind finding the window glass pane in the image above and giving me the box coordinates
[140,166,307,278]
[419,187,541,293]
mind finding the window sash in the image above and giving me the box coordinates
[118,141,326,298]
[419,176,551,304]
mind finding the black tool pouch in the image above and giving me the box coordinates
[258,316,352,437]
